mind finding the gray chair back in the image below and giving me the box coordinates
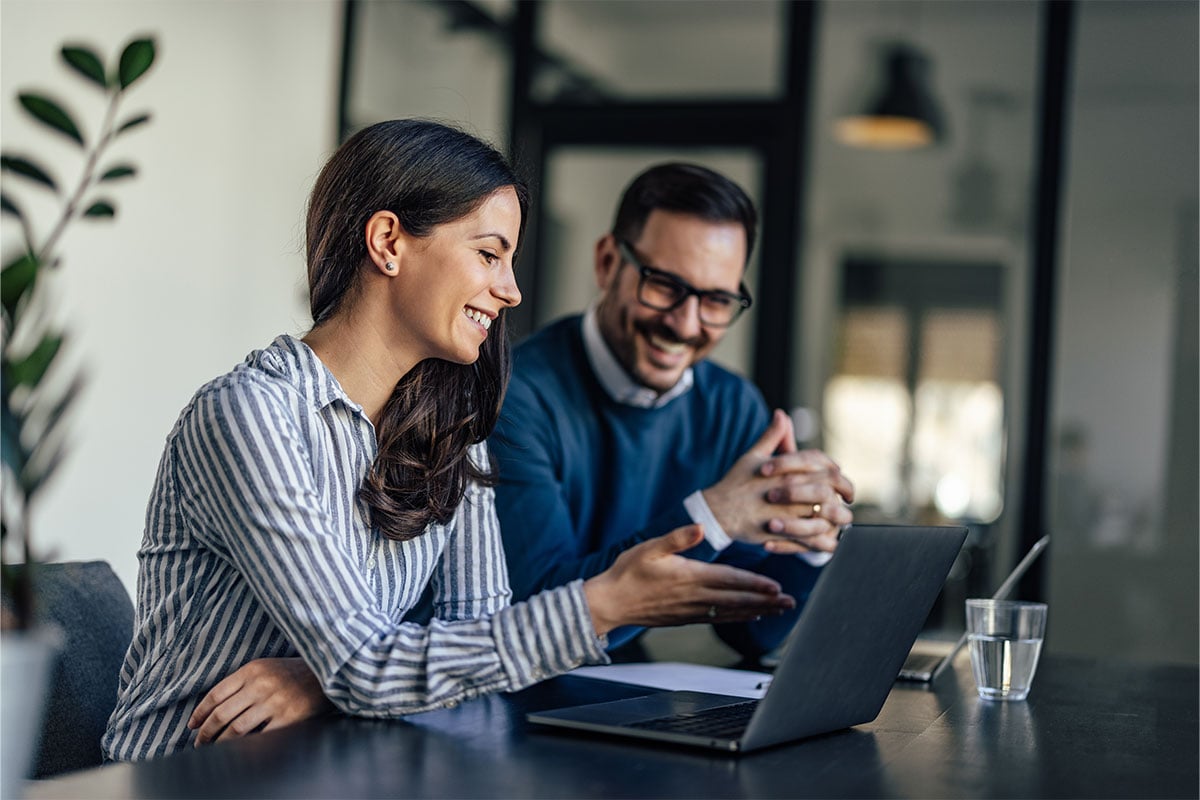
[24,561,134,777]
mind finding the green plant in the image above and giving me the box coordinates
[1,37,156,630]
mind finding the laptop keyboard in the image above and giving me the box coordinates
[628,700,759,738]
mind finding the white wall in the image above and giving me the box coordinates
[1,0,342,594]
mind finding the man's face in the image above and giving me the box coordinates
[593,209,747,393]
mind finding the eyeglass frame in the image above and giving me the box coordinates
[615,239,753,328]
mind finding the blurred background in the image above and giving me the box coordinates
[2,0,1195,666]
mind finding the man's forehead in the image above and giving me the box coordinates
[632,210,749,278]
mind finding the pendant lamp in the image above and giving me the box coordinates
[836,43,946,150]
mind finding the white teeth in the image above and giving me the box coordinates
[649,335,687,354]
[464,308,492,330]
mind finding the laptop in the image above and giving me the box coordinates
[527,524,967,753]
[897,534,1050,682]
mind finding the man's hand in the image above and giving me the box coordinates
[187,657,333,746]
[702,410,855,555]
[583,524,796,636]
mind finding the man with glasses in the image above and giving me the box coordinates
[490,163,855,660]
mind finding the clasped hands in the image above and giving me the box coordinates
[702,409,855,556]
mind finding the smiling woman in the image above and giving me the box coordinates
[101,119,796,761]
[302,120,528,541]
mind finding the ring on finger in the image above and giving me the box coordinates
[707,605,718,619]
[810,502,822,518]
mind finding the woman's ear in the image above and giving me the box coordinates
[365,211,404,275]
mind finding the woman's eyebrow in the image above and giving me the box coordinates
[471,232,512,251]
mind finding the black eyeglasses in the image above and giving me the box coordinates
[617,240,752,328]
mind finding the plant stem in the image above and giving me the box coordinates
[37,89,121,263]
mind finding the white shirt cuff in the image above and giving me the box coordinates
[683,491,732,551]
[683,490,835,566]
[800,549,834,567]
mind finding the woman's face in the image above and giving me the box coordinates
[391,186,523,365]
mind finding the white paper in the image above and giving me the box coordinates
[569,662,771,699]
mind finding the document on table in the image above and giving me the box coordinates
[569,662,771,699]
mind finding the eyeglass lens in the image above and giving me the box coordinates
[619,240,748,327]
[638,274,744,326]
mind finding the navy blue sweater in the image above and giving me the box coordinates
[490,316,821,656]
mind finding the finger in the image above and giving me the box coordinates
[763,495,854,527]
[745,410,796,462]
[765,512,847,538]
[759,449,835,478]
[195,693,256,746]
[693,561,783,595]
[763,474,835,504]
[702,591,797,621]
[189,674,245,730]
[648,523,705,556]
[212,704,271,744]
[833,468,855,504]
[774,410,798,454]
[761,529,841,555]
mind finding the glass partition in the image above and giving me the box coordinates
[795,1,1043,627]
[1045,0,1198,664]
[345,1,512,143]
[534,0,785,102]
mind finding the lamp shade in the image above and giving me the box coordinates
[836,43,946,150]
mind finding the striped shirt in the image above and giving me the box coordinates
[103,335,608,761]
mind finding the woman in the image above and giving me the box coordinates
[102,120,793,761]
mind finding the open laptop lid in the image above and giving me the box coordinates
[739,524,966,750]
[528,524,967,753]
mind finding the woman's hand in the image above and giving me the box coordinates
[583,524,796,637]
[187,657,333,746]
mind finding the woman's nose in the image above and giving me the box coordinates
[494,265,522,308]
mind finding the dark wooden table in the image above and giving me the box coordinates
[27,654,1199,799]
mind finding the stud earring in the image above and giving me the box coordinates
[385,262,396,272]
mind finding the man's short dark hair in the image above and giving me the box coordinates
[610,162,758,265]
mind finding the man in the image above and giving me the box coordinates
[490,163,855,659]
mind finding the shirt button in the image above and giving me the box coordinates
[366,555,376,569]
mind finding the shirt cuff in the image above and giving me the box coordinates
[682,490,835,566]
[800,550,833,566]
[683,491,732,551]
[492,581,609,691]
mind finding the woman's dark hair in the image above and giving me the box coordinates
[306,119,529,541]
[610,162,758,265]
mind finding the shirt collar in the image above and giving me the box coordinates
[581,303,694,409]
[273,334,365,417]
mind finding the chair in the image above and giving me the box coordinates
[22,561,134,777]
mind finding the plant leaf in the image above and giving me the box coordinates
[1,400,28,484]
[0,154,58,192]
[83,200,116,218]
[35,374,84,448]
[99,164,136,181]
[117,38,156,89]
[61,45,108,89]
[116,113,151,135]
[1,193,21,218]
[23,434,69,498]
[1,253,40,320]
[9,335,63,389]
[18,93,84,146]
[23,385,82,500]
